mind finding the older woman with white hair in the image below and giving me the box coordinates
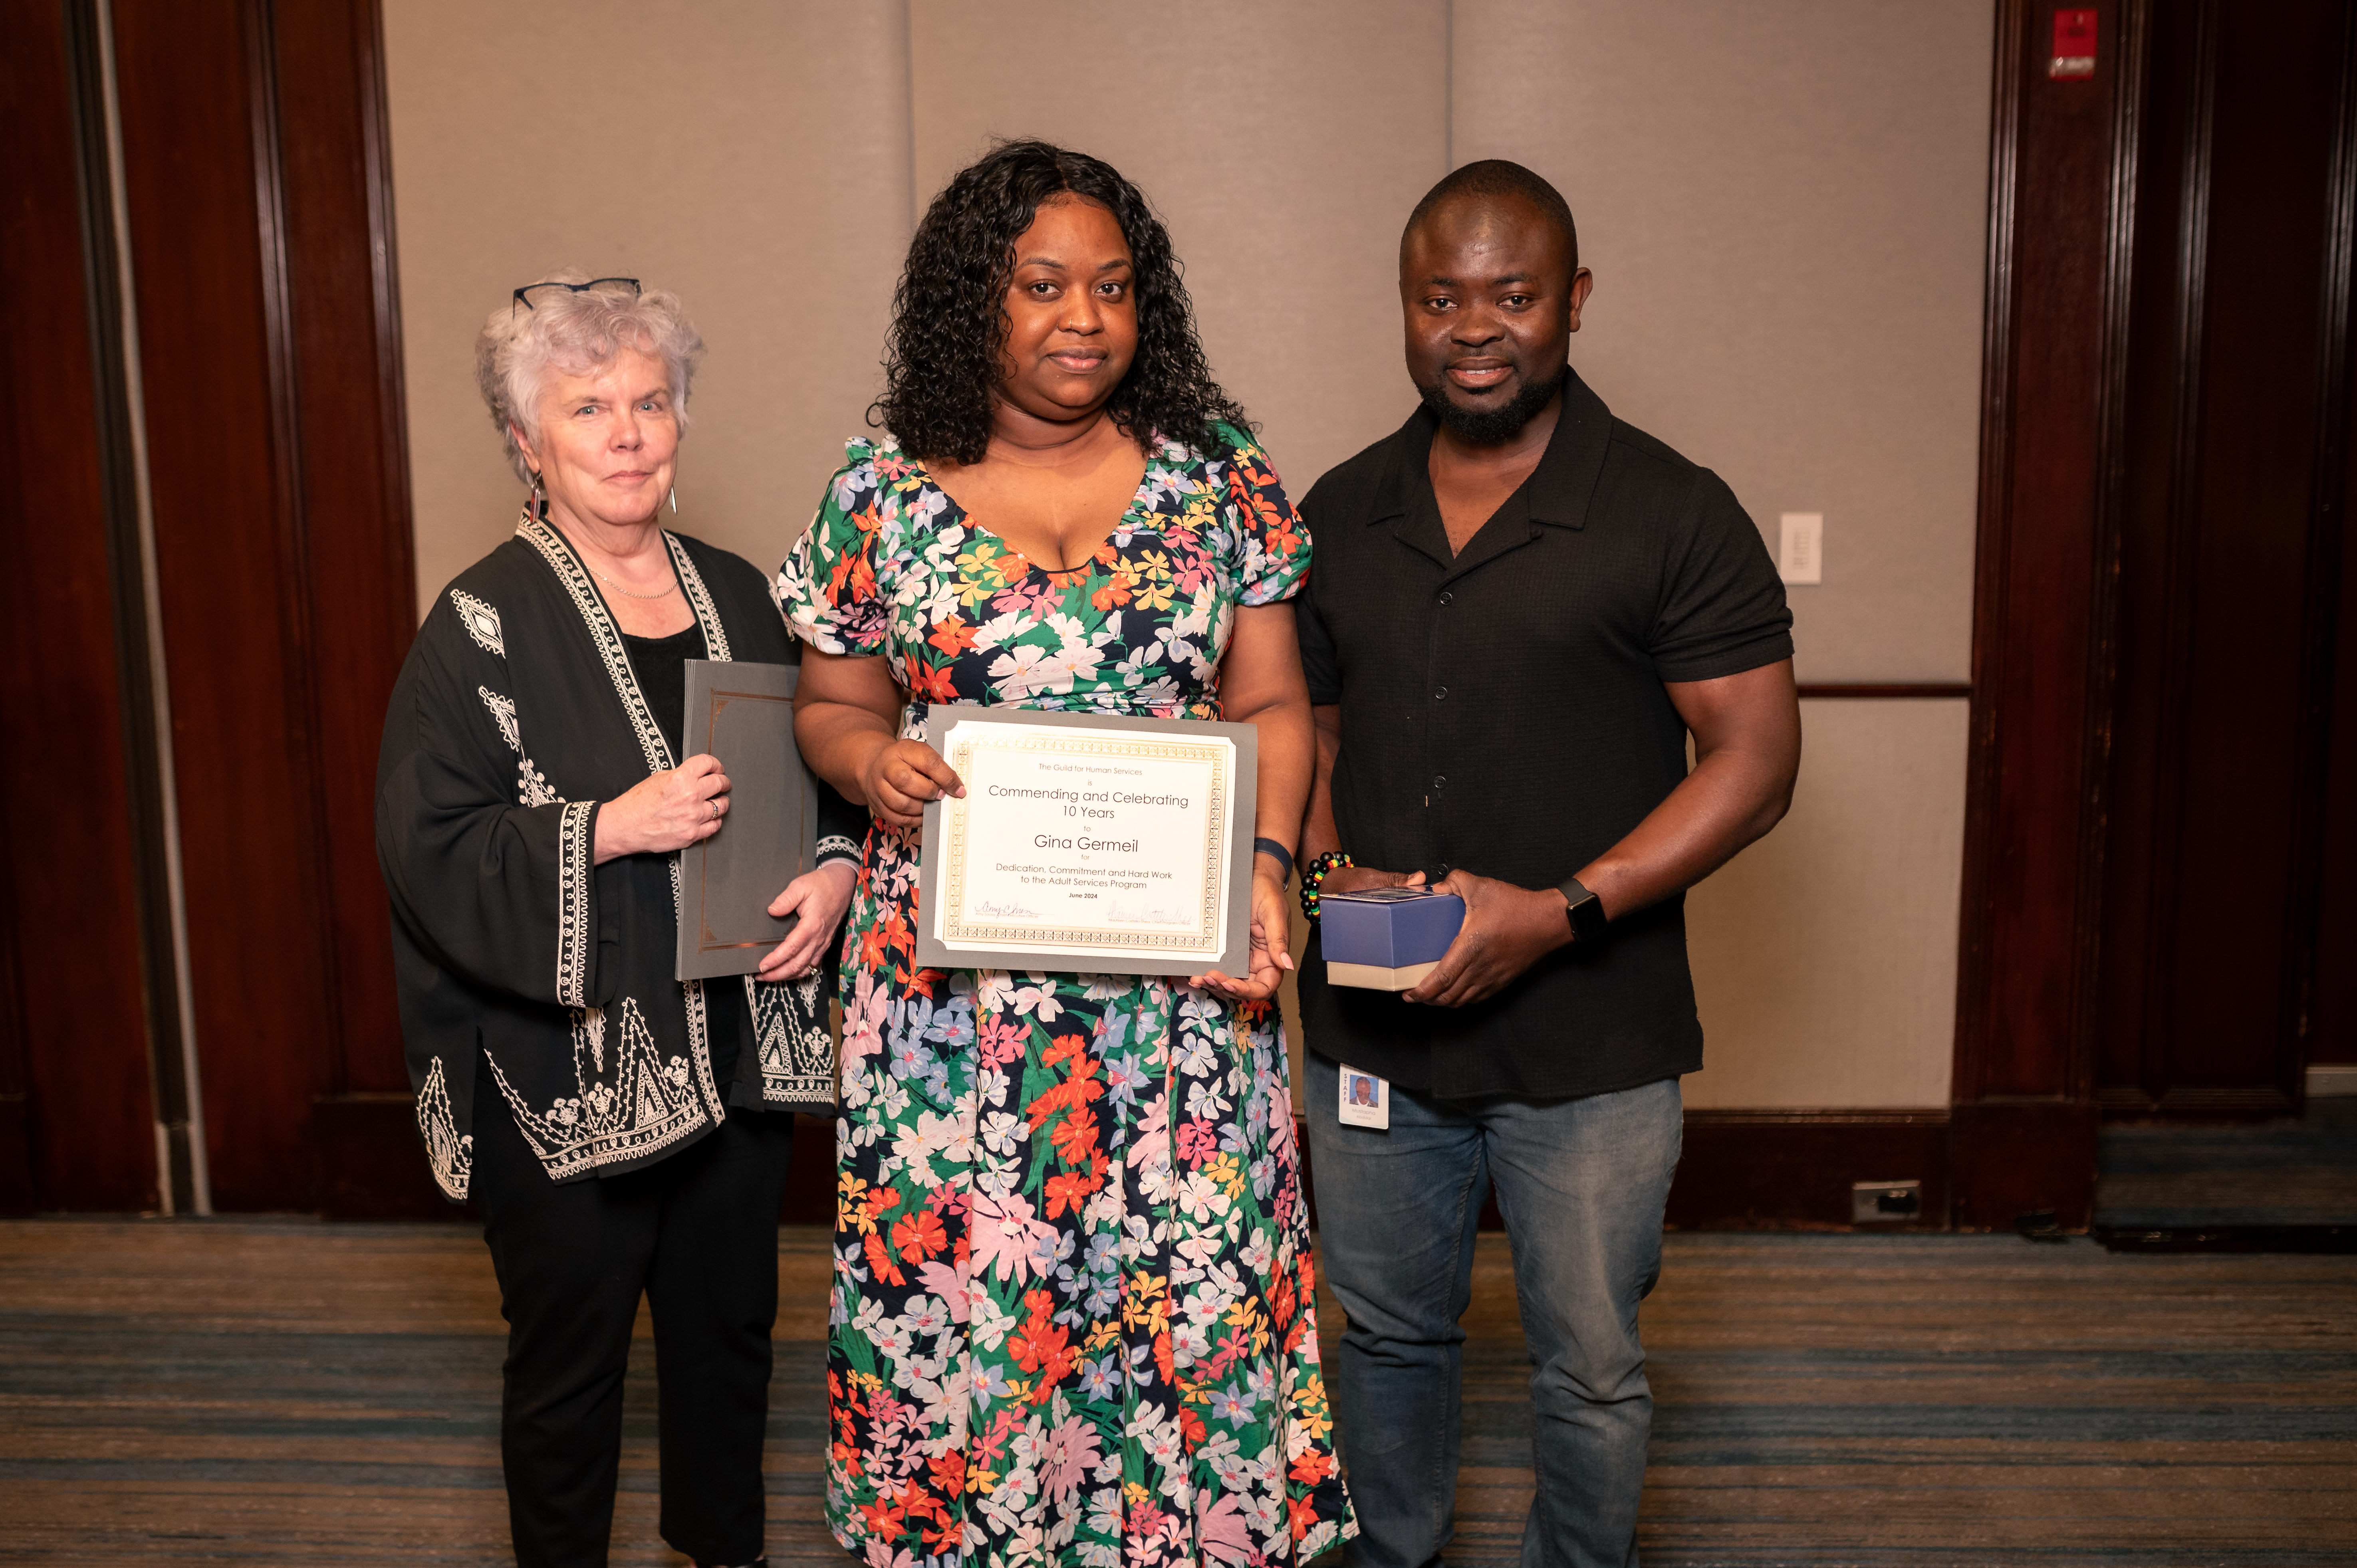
[375,273,861,1568]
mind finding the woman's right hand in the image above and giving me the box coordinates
[593,753,730,863]
[858,737,965,831]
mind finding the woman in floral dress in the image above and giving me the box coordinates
[778,142,1355,1568]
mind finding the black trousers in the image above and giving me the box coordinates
[471,1065,793,1568]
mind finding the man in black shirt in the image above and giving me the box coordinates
[1296,162,1799,1568]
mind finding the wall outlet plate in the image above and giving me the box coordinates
[1851,1179,1922,1223]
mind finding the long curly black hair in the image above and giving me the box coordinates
[872,140,1246,464]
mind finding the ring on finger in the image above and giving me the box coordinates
[708,799,720,821]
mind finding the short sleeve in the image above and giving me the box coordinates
[776,444,891,656]
[1649,468,1795,682]
[1216,424,1311,607]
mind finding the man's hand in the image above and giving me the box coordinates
[1402,870,1571,1007]
[1321,864,1424,898]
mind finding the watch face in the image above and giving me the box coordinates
[1565,891,1607,943]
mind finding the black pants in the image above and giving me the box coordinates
[472,1066,793,1568]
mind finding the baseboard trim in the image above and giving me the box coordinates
[2307,1064,2357,1098]
[1670,1110,1952,1231]
[0,1093,31,1216]
[1294,1106,1967,1233]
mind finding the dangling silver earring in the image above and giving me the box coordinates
[669,486,678,514]
[529,469,546,513]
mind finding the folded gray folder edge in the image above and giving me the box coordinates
[674,659,816,981]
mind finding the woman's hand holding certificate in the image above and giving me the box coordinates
[856,736,968,830]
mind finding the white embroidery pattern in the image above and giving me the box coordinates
[816,834,861,865]
[556,801,593,1008]
[484,999,710,1180]
[478,687,520,751]
[518,759,560,808]
[518,513,727,1126]
[749,972,835,1108]
[415,1055,474,1201]
[450,589,505,657]
[667,532,731,662]
[478,685,563,806]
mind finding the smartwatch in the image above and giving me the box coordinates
[1558,876,1609,945]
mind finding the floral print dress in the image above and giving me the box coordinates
[777,424,1354,1568]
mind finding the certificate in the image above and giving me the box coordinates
[914,705,1258,977]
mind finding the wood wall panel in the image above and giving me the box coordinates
[2096,0,2354,1112]
[94,0,422,1212]
[110,0,336,1210]
[0,0,162,1211]
[266,0,418,1204]
[1955,0,2125,1109]
[1950,0,2129,1226]
[2315,265,2357,1070]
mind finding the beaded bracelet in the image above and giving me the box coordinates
[1299,849,1355,922]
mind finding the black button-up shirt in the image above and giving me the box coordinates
[1296,370,1793,1098]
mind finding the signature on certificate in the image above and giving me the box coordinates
[969,897,1044,919]
[1105,900,1186,926]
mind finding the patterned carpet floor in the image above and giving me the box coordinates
[0,1219,2350,1565]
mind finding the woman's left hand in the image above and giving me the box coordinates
[755,860,859,981]
[1189,867,1294,1003]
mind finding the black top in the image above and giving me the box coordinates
[622,622,708,760]
[1295,370,1794,1099]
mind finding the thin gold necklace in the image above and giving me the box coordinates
[592,565,678,600]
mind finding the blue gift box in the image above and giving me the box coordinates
[1322,886,1466,990]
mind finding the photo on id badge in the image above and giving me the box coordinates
[1339,1066,1389,1129]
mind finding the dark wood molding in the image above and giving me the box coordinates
[0,0,166,1211]
[1949,0,2139,1224]
[1795,684,1972,700]
[2288,7,2357,1082]
[107,0,418,1210]
[2314,34,2357,1070]
[1669,1110,1952,1232]
[2094,0,2352,1115]
[61,0,197,1207]
[1950,1100,2100,1231]
[269,0,417,1115]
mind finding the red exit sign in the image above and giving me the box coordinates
[2052,8,2097,79]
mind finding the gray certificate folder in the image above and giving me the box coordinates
[674,660,815,980]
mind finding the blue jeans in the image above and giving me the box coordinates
[1305,1053,1682,1568]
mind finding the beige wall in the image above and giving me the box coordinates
[1456,0,1991,686]
[384,0,1993,1111]
[1683,700,1966,1108]
[384,0,913,603]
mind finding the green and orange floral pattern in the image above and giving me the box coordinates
[777,425,1351,1568]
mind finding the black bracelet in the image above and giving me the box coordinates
[1252,837,1294,882]
[1300,849,1355,922]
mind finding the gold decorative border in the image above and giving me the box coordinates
[936,726,1230,954]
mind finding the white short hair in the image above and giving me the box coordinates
[474,270,705,484]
